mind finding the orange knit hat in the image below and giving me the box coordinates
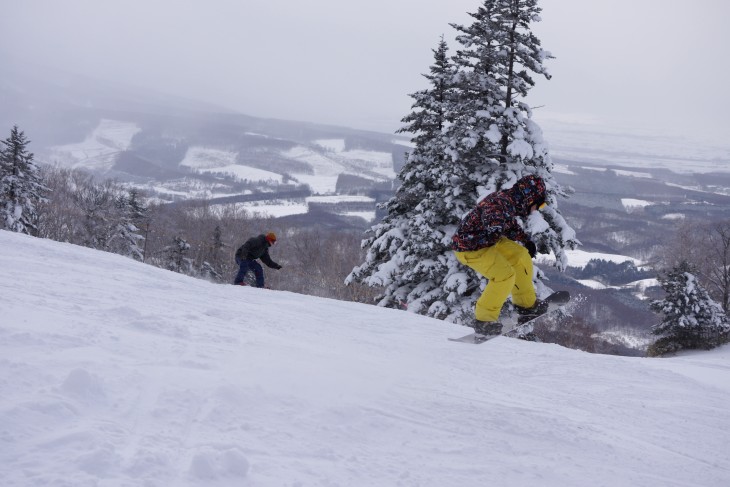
[265,232,277,244]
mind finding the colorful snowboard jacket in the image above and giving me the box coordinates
[450,175,546,252]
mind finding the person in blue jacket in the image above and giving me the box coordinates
[233,232,282,287]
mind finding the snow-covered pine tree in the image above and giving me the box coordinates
[348,0,578,322]
[73,179,118,250]
[126,188,148,228]
[108,191,145,261]
[346,36,460,314]
[198,261,222,282]
[446,0,576,270]
[649,261,730,356]
[0,126,48,234]
[162,236,194,275]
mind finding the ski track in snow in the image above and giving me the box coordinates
[1,230,730,486]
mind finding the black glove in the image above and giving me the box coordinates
[274,264,283,270]
[525,240,537,258]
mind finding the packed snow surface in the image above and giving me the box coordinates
[1,230,729,486]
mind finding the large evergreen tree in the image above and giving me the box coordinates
[445,0,576,268]
[347,36,460,314]
[0,126,48,234]
[349,0,578,322]
[649,261,730,356]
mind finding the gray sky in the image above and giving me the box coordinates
[2,0,729,140]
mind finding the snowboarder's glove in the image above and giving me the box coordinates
[525,240,537,258]
[274,264,283,270]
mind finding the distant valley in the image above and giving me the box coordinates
[4,58,730,263]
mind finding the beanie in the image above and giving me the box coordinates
[265,232,277,243]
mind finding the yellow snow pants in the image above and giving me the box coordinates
[454,237,536,322]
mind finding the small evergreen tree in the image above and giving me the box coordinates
[109,192,145,260]
[0,126,48,234]
[193,225,227,282]
[198,261,222,282]
[126,188,148,227]
[649,261,730,356]
[163,236,194,275]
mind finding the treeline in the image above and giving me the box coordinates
[0,125,379,304]
[570,259,653,286]
[41,166,378,303]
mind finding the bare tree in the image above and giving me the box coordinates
[706,222,730,312]
[660,219,730,313]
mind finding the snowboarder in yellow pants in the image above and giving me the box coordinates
[450,175,548,334]
[454,238,536,322]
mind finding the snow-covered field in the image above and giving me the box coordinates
[179,147,238,170]
[179,147,285,184]
[575,278,659,300]
[45,125,396,197]
[218,195,377,220]
[47,119,140,172]
[285,140,395,193]
[613,169,653,179]
[2,230,730,486]
[552,164,577,175]
[537,248,644,269]
[227,201,309,219]
[313,138,394,176]
[200,165,284,185]
[538,118,730,174]
[621,198,653,212]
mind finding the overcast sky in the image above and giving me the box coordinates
[2,0,729,140]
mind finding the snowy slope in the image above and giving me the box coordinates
[1,230,729,487]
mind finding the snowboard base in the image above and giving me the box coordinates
[449,291,570,345]
[448,332,500,344]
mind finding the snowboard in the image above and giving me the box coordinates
[448,291,570,344]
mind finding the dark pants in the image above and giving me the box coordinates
[234,258,265,287]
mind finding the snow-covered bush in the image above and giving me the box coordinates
[649,261,730,356]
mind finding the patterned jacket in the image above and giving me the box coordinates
[450,175,546,252]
